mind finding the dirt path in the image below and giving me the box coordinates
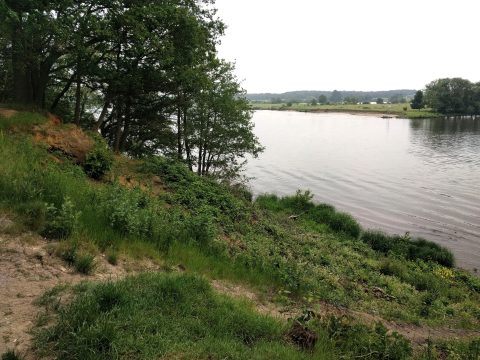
[212,279,480,348]
[1,215,478,358]
[0,217,161,358]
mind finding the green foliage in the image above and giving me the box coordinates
[106,250,118,266]
[0,111,46,131]
[75,254,96,275]
[1,351,22,360]
[58,242,78,266]
[424,78,480,115]
[41,196,79,240]
[142,157,249,226]
[411,90,424,109]
[35,273,319,360]
[83,135,113,179]
[16,201,47,231]
[379,258,408,279]
[1,126,479,334]
[256,191,361,238]
[418,338,480,360]
[323,316,412,359]
[360,231,454,267]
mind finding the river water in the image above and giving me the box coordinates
[246,111,480,271]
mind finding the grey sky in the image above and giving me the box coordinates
[215,0,480,93]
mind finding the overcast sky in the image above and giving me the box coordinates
[215,0,480,93]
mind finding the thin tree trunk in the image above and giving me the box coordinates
[177,106,183,159]
[50,72,76,111]
[113,102,123,154]
[93,99,110,131]
[74,72,82,125]
[183,110,192,171]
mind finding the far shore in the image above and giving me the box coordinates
[250,102,441,119]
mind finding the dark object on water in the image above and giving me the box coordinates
[287,321,318,351]
[381,115,393,119]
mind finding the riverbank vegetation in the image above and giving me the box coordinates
[0,0,261,178]
[1,111,479,359]
[249,102,440,119]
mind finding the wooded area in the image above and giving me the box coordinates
[0,0,262,177]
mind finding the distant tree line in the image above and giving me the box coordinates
[0,0,262,178]
[250,89,416,104]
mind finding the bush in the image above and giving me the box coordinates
[41,196,79,239]
[360,231,454,268]
[106,250,118,266]
[281,190,315,213]
[379,259,408,279]
[35,273,310,360]
[408,238,454,268]
[308,205,361,238]
[57,242,78,265]
[16,201,47,231]
[83,135,113,180]
[75,254,96,275]
[324,316,412,359]
[1,351,22,360]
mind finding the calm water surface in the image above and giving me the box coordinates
[246,111,480,271]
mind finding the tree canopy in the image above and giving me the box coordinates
[424,78,480,115]
[0,0,261,178]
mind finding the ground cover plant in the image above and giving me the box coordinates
[249,102,441,119]
[1,111,479,358]
[34,273,333,360]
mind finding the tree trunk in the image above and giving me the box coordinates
[182,109,192,171]
[50,72,76,111]
[177,106,183,160]
[93,99,110,131]
[11,19,31,105]
[74,72,82,125]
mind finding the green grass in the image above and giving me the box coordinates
[34,273,334,359]
[250,102,442,119]
[1,111,480,358]
[0,110,47,130]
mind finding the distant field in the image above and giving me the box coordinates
[249,102,440,119]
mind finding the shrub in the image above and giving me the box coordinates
[16,201,47,231]
[324,316,412,359]
[35,273,306,360]
[408,238,454,268]
[83,135,113,180]
[360,231,454,268]
[75,254,96,275]
[106,250,118,266]
[1,351,22,360]
[281,190,315,213]
[41,196,79,239]
[57,242,78,265]
[309,205,361,238]
[379,258,408,279]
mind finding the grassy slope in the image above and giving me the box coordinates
[250,102,441,119]
[1,111,479,359]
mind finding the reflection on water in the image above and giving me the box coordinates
[246,111,480,271]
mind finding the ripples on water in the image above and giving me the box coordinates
[246,111,480,271]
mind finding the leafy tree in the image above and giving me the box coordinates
[310,98,318,106]
[389,94,407,104]
[410,90,424,109]
[0,0,260,179]
[424,78,477,115]
[344,96,358,104]
[318,95,327,104]
[330,90,343,103]
[376,98,384,104]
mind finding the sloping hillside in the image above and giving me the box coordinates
[0,110,479,359]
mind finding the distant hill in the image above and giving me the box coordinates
[247,90,416,103]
